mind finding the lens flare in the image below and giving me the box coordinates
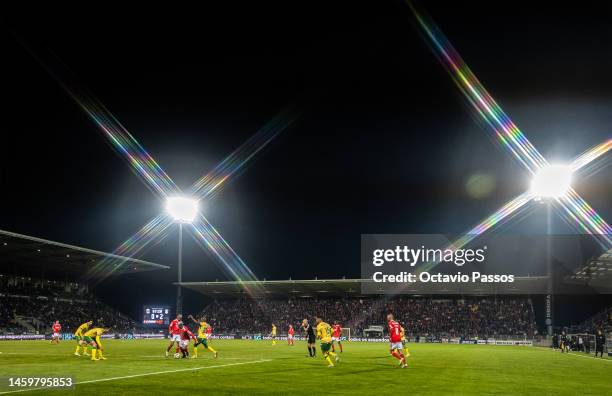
[190,214,263,297]
[571,139,612,172]
[556,189,612,247]
[420,192,534,272]
[44,67,179,198]
[189,107,300,200]
[408,2,548,175]
[85,214,174,280]
[408,1,611,253]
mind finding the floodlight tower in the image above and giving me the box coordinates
[530,164,573,200]
[165,196,199,315]
[530,164,573,336]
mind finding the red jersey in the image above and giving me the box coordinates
[180,327,195,341]
[288,326,295,336]
[388,320,402,343]
[206,326,212,335]
[52,323,61,333]
[332,324,341,338]
[169,319,182,335]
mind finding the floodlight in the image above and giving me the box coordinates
[530,164,573,199]
[166,196,199,223]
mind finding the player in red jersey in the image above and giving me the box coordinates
[287,324,295,346]
[387,314,407,368]
[177,322,196,358]
[206,324,213,337]
[50,321,61,344]
[165,314,183,357]
[331,321,343,353]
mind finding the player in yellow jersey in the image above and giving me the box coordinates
[315,317,340,368]
[83,327,109,361]
[400,326,411,357]
[270,323,277,345]
[74,320,93,356]
[188,315,218,358]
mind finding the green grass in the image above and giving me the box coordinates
[0,339,609,395]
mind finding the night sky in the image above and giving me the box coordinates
[2,1,611,318]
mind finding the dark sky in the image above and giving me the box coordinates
[1,1,611,317]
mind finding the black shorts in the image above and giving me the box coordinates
[308,335,316,344]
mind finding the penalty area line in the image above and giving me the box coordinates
[0,359,272,394]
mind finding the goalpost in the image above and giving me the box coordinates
[567,333,595,353]
[341,328,351,341]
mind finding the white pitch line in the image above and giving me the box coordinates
[136,355,244,359]
[537,347,611,362]
[1,352,245,360]
[0,359,272,395]
[564,352,611,362]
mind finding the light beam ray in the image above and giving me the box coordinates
[555,189,612,248]
[189,107,300,200]
[190,214,263,297]
[407,2,612,254]
[113,214,176,258]
[63,93,180,199]
[84,214,175,280]
[28,49,180,199]
[421,192,534,272]
[571,138,612,172]
[407,2,548,175]
[27,45,267,287]
[450,192,535,250]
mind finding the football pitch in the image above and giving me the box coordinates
[0,339,609,395]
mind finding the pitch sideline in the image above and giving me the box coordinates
[0,359,272,394]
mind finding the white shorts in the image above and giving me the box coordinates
[390,342,403,351]
[171,334,181,342]
[288,334,294,339]
[52,333,59,338]
[332,336,340,342]
[179,340,189,349]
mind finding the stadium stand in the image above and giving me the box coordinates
[0,274,139,334]
[0,230,169,335]
[196,296,537,339]
[568,306,612,334]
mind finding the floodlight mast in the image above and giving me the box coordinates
[165,196,199,316]
[177,222,183,316]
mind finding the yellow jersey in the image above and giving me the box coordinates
[84,328,105,338]
[198,322,209,338]
[400,326,406,342]
[75,322,90,336]
[271,325,277,335]
[316,322,333,343]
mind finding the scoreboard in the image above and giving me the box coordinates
[142,306,170,326]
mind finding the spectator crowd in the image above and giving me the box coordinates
[568,306,612,334]
[197,296,537,339]
[0,274,138,334]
